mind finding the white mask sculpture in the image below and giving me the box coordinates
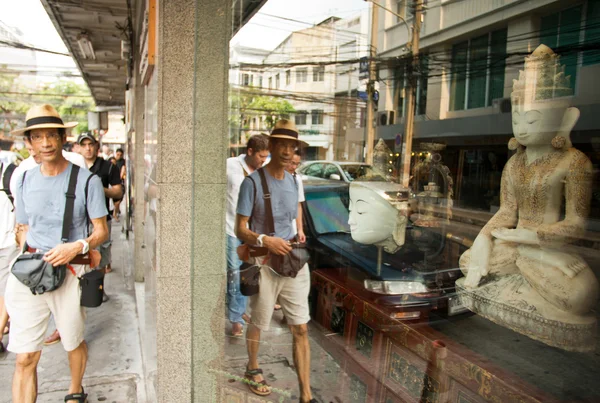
[455,44,598,352]
[348,182,409,274]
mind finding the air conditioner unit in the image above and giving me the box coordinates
[492,98,511,114]
[378,110,395,126]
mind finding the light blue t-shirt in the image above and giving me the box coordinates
[16,163,108,252]
[236,169,298,241]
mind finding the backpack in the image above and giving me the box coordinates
[0,162,18,211]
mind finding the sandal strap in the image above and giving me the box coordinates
[64,387,87,402]
[245,368,263,376]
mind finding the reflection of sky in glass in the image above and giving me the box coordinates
[306,191,350,234]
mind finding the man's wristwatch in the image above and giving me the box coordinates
[76,239,90,254]
[257,234,266,247]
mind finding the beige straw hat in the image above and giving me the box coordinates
[11,104,78,136]
[270,119,309,147]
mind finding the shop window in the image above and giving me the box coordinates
[296,68,308,83]
[540,6,582,89]
[450,28,507,111]
[313,66,325,82]
[311,109,324,125]
[584,0,600,65]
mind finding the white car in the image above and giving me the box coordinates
[298,160,388,183]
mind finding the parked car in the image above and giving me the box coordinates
[302,180,466,320]
[298,161,388,183]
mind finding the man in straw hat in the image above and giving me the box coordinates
[6,104,109,403]
[235,119,316,402]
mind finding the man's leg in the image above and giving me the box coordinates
[245,323,270,394]
[13,351,42,403]
[290,324,313,402]
[66,341,88,400]
[226,235,247,334]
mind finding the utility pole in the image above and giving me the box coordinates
[365,2,378,165]
[400,0,423,187]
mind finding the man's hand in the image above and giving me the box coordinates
[43,243,81,266]
[263,236,292,256]
[297,230,306,244]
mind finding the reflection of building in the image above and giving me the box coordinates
[372,0,600,213]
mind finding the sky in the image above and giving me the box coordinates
[0,0,77,71]
[232,0,369,50]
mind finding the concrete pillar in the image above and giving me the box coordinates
[155,0,230,401]
[133,49,146,284]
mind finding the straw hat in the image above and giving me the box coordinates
[11,104,78,136]
[270,119,309,147]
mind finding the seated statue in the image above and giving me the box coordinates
[457,45,599,351]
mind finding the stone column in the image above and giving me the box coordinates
[155,0,230,401]
[133,47,146,284]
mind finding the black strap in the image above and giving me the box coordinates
[257,168,275,236]
[62,165,80,243]
[1,162,18,210]
[84,174,93,237]
[248,175,257,229]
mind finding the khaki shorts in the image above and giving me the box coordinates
[249,263,310,331]
[5,263,88,353]
[0,245,20,297]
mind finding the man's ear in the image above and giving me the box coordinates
[247,148,254,156]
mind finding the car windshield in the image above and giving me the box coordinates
[305,190,350,235]
[342,164,387,182]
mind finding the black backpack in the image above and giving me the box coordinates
[0,162,18,211]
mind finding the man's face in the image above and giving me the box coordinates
[269,139,297,169]
[102,145,110,155]
[286,154,301,174]
[79,138,98,160]
[246,148,269,170]
[25,139,41,164]
[28,128,63,163]
[116,151,123,160]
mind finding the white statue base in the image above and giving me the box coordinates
[456,275,597,352]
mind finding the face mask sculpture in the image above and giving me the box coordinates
[455,45,598,352]
[348,182,409,274]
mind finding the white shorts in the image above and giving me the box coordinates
[249,263,311,331]
[5,263,88,353]
[0,245,20,297]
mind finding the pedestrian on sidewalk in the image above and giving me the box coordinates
[5,104,108,403]
[113,148,126,221]
[235,120,316,402]
[226,134,269,337]
[0,161,20,353]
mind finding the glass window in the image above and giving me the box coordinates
[583,0,600,65]
[296,68,308,83]
[323,164,341,180]
[313,66,325,81]
[286,69,291,85]
[275,73,280,88]
[295,110,307,125]
[311,109,324,125]
[303,162,324,178]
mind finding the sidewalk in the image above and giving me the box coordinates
[0,222,146,403]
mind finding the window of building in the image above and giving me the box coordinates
[295,110,307,125]
[311,109,324,125]
[396,0,406,23]
[242,73,250,86]
[268,76,272,89]
[258,76,263,88]
[393,55,429,117]
[296,68,308,83]
[286,69,291,85]
[275,73,280,88]
[450,28,507,111]
[584,0,600,65]
[313,66,325,82]
[540,6,583,89]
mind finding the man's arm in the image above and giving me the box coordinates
[15,224,28,249]
[296,203,305,243]
[104,184,123,199]
[43,217,108,266]
[235,214,291,256]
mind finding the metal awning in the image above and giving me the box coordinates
[42,0,267,107]
[41,0,129,107]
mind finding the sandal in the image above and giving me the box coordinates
[231,323,244,337]
[64,386,88,402]
[244,367,271,396]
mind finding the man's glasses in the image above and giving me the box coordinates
[30,132,61,143]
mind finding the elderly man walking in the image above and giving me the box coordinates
[235,120,316,402]
[6,104,108,403]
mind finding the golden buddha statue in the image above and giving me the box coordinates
[456,45,598,351]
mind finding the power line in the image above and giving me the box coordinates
[0,91,92,98]
[0,40,71,57]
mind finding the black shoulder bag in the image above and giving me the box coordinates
[257,168,310,278]
[11,165,81,295]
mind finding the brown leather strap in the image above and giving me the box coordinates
[70,255,91,265]
[248,247,269,257]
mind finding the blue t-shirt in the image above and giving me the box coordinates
[236,169,298,241]
[16,163,108,251]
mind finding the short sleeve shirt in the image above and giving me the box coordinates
[16,163,108,252]
[237,169,298,241]
[90,157,121,215]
